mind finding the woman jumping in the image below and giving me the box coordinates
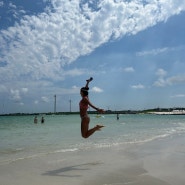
[79,77,104,138]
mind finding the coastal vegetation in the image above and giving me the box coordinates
[1,107,185,116]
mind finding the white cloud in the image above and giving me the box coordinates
[0,85,7,92]
[154,74,185,87]
[64,68,86,77]
[91,86,103,93]
[136,47,169,56]
[123,67,135,73]
[34,100,39,104]
[0,1,4,7]
[153,78,166,87]
[167,75,185,85]
[41,96,49,103]
[171,94,185,98]
[131,84,145,89]
[1,0,185,84]
[137,46,184,57]
[9,87,28,101]
[9,2,16,9]
[21,87,28,93]
[153,68,167,87]
[156,68,167,77]
[10,89,21,101]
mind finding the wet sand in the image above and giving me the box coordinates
[0,135,185,185]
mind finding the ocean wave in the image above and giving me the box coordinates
[0,148,24,155]
[52,148,79,153]
[83,129,185,150]
[0,147,79,165]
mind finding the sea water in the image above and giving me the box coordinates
[0,114,185,165]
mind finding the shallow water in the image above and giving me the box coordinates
[0,114,185,164]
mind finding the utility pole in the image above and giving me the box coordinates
[54,95,56,114]
[69,99,72,112]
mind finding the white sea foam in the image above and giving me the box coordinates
[53,148,79,153]
[0,147,79,165]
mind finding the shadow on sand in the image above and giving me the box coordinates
[42,161,103,177]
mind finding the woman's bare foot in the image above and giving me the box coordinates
[95,125,105,131]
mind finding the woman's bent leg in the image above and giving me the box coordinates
[81,117,101,138]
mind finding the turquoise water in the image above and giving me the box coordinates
[1,114,185,164]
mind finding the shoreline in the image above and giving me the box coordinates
[0,134,185,185]
[1,106,185,117]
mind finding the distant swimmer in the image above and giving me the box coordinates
[34,116,38,124]
[117,113,119,120]
[41,116,45,124]
[79,77,104,138]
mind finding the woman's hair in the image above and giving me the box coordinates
[81,87,89,96]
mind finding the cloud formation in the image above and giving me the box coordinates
[154,68,185,87]
[131,84,145,89]
[91,86,103,93]
[124,67,135,73]
[136,47,169,56]
[1,0,185,83]
[1,0,185,113]
[171,94,185,98]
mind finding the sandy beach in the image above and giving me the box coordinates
[1,134,185,185]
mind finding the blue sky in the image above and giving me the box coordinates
[1,0,185,114]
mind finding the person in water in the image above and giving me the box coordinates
[80,77,104,138]
[34,116,38,124]
[41,116,45,124]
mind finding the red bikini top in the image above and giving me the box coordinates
[79,97,89,110]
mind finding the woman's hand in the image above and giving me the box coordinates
[97,108,105,114]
